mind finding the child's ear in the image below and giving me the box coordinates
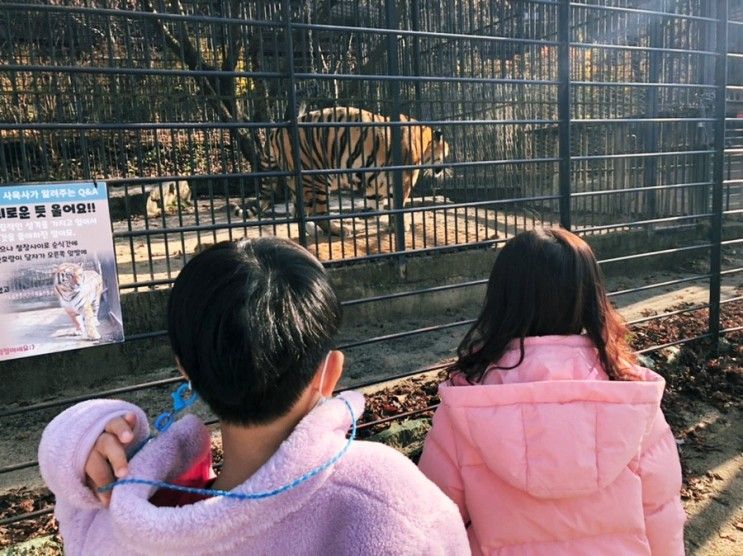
[312,350,344,397]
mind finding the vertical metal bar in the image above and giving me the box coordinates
[644,21,661,219]
[386,0,406,255]
[410,0,423,110]
[282,0,307,246]
[558,0,571,230]
[709,0,728,351]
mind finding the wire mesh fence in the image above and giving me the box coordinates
[1,0,742,538]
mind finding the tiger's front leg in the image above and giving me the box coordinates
[81,303,101,340]
[65,308,84,336]
[368,179,413,235]
[304,182,350,239]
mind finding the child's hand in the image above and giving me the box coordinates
[84,412,138,506]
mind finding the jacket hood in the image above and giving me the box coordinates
[439,336,665,499]
[108,391,364,554]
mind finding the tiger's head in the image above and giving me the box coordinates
[54,263,83,291]
[422,128,450,180]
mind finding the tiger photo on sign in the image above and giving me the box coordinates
[53,262,104,341]
[239,106,450,237]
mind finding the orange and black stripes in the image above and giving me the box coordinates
[254,106,449,236]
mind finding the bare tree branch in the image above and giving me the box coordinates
[140,0,259,166]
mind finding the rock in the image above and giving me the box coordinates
[637,354,656,370]
[367,418,431,460]
[718,337,733,355]
[146,180,192,218]
[405,195,453,208]
[662,346,681,365]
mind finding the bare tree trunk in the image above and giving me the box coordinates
[141,0,262,168]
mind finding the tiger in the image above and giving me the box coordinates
[53,262,104,341]
[241,106,450,237]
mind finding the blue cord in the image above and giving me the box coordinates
[98,398,357,500]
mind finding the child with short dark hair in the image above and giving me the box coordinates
[40,237,468,555]
[419,228,684,555]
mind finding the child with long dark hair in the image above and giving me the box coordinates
[419,228,684,555]
[39,237,468,555]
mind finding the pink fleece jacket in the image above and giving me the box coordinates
[39,391,469,555]
[419,335,685,556]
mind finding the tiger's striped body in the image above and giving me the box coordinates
[252,107,449,237]
[53,263,103,341]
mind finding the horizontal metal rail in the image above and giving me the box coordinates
[577,213,713,234]
[292,73,558,86]
[570,118,716,124]
[634,333,712,355]
[3,64,559,87]
[0,460,39,474]
[608,274,712,299]
[0,122,293,131]
[569,2,717,23]
[599,243,711,265]
[342,279,487,307]
[628,302,709,327]
[0,117,724,132]
[572,80,716,89]
[0,377,181,419]
[337,320,474,351]
[113,218,297,241]
[0,2,289,28]
[356,404,440,431]
[288,21,560,46]
[571,41,717,56]
[0,119,561,131]
[1,64,284,80]
[572,181,713,198]
[630,295,742,329]
[0,2,567,47]
[0,508,53,527]
[573,150,715,161]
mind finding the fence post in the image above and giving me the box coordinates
[410,0,423,111]
[386,0,407,256]
[709,0,729,352]
[282,0,307,246]
[558,0,571,230]
[643,21,661,219]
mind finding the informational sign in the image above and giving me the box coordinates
[0,182,124,361]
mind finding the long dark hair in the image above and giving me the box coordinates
[453,228,635,383]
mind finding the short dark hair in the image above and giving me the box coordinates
[453,228,635,383]
[167,237,342,425]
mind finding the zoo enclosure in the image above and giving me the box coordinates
[1,0,743,535]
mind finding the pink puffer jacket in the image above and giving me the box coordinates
[419,335,685,555]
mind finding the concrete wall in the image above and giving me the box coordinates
[1,221,739,405]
